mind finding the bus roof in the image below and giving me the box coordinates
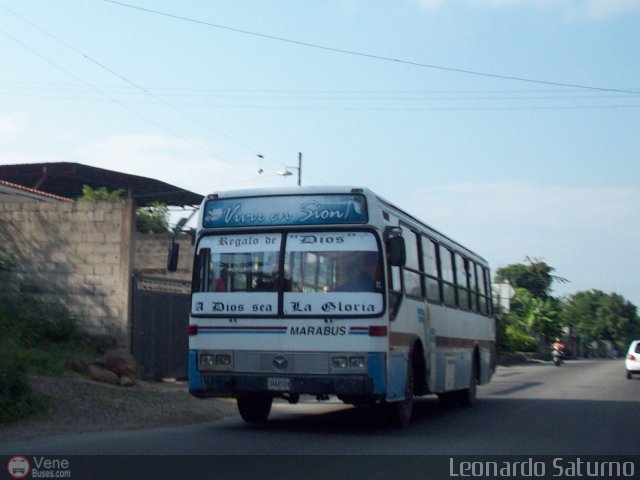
[202,186,489,266]
[204,185,369,200]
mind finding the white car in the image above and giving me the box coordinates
[625,340,640,379]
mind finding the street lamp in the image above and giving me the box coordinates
[277,152,302,186]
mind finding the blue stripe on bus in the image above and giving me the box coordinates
[349,327,369,335]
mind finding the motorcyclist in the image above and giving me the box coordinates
[552,338,566,363]
[552,338,566,353]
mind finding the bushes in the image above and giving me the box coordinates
[503,325,539,353]
[0,295,77,347]
[0,341,47,423]
[0,294,95,423]
[0,246,16,272]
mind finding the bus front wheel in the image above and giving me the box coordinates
[458,357,478,407]
[237,394,273,423]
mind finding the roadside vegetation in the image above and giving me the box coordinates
[0,246,100,424]
[79,184,171,234]
[496,258,640,357]
[1,187,184,425]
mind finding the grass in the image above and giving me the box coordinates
[0,293,100,424]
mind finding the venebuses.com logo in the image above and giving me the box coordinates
[6,456,72,479]
[6,457,30,479]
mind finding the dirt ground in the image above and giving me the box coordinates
[0,375,238,443]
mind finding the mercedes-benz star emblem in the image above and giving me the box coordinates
[273,355,288,370]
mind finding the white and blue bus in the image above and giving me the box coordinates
[183,187,495,426]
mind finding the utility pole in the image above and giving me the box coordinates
[277,152,303,186]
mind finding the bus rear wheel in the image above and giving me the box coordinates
[458,357,478,407]
[237,394,273,424]
[391,359,414,427]
[438,357,478,408]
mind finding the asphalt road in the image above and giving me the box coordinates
[2,359,639,455]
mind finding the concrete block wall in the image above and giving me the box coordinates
[134,233,194,282]
[0,200,134,346]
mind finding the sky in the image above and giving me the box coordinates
[1,0,639,307]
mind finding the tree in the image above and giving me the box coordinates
[495,259,566,352]
[78,185,124,202]
[562,290,639,349]
[79,185,170,234]
[495,257,566,300]
[509,288,563,346]
[136,202,170,234]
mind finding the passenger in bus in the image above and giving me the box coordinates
[255,266,299,292]
[209,278,227,292]
[334,252,379,292]
[209,267,227,292]
[280,265,300,292]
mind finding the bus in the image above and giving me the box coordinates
[179,186,495,426]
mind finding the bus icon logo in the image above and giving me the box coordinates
[7,456,30,479]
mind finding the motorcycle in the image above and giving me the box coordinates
[552,348,563,366]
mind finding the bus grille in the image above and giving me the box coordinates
[234,352,329,375]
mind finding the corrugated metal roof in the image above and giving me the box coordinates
[0,162,203,207]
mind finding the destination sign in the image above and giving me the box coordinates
[203,194,368,228]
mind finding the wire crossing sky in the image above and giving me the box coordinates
[0,0,638,305]
[104,0,640,95]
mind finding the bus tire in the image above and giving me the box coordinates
[392,357,415,427]
[459,354,479,408]
[237,394,273,423]
[438,355,479,408]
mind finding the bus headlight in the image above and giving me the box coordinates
[215,354,232,367]
[330,354,367,372]
[200,354,215,366]
[349,356,365,369]
[331,356,348,369]
[199,351,233,371]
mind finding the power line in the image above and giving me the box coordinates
[2,79,639,99]
[0,2,273,164]
[0,28,219,161]
[103,0,640,96]
[3,84,638,112]
[0,26,279,186]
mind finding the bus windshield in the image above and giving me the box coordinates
[192,231,384,317]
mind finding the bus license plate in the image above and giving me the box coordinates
[267,377,290,391]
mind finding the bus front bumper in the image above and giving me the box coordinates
[188,351,387,399]
[190,373,375,398]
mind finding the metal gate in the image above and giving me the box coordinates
[132,274,191,380]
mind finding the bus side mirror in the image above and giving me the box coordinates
[167,241,180,271]
[385,227,406,267]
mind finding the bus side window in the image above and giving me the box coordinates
[469,261,479,312]
[455,253,470,311]
[478,267,489,315]
[402,229,423,298]
[439,246,456,307]
[422,236,441,303]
